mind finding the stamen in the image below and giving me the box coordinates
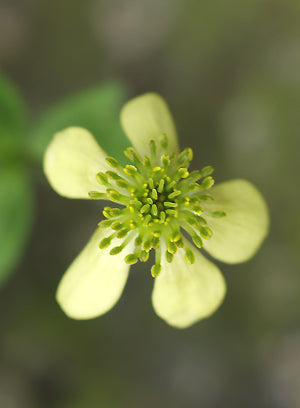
[201,176,215,190]
[125,254,139,265]
[210,211,226,218]
[185,247,195,264]
[166,251,173,263]
[96,172,109,185]
[160,133,168,150]
[88,191,107,199]
[157,179,165,193]
[200,166,214,178]
[96,141,225,275]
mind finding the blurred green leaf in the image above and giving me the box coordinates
[31,82,130,163]
[0,71,27,160]
[0,166,33,287]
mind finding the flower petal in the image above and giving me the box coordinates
[44,127,108,199]
[203,179,269,264]
[120,93,179,157]
[152,240,226,329]
[56,228,134,319]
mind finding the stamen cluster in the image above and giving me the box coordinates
[89,134,225,277]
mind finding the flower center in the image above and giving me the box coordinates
[88,134,226,277]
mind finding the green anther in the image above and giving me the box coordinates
[99,237,112,249]
[151,189,158,200]
[144,197,153,205]
[166,181,176,191]
[166,209,177,216]
[176,238,184,248]
[188,183,201,191]
[143,214,151,226]
[129,199,142,208]
[150,139,156,156]
[185,215,198,227]
[199,226,213,239]
[105,157,120,168]
[151,204,158,216]
[185,170,202,183]
[178,148,193,165]
[140,250,149,262]
[164,201,177,208]
[168,190,181,200]
[200,166,214,178]
[185,248,195,264]
[171,230,181,242]
[111,222,123,230]
[116,179,130,189]
[211,211,226,218]
[192,205,204,214]
[160,211,166,223]
[102,210,112,218]
[168,241,177,254]
[195,215,207,225]
[157,179,165,193]
[161,133,168,149]
[143,238,152,251]
[192,234,203,248]
[124,147,142,167]
[152,236,160,249]
[98,219,113,228]
[153,166,162,173]
[166,251,173,263]
[88,191,106,199]
[177,168,189,179]
[148,178,154,189]
[96,172,109,185]
[143,156,152,169]
[125,254,139,265]
[189,196,201,203]
[124,165,138,175]
[151,264,161,278]
[162,155,170,169]
[135,235,143,246]
[106,171,122,181]
[106,189,122,202]
[141,204,150,214]
[129,220,138,229]
[201,176,215,190]
[199,194,214,201]
[110,246,123,255]
[105,207,120,215]
[153,231,161,237]
[117,228,129,238]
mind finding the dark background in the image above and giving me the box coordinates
[1,0,300,407]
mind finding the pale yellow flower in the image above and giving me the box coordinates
[44,94,269,328]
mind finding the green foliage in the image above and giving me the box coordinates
[0,72,27,162]
[0,72,32,287]
[0,167,33,286]
[31,82,131,163]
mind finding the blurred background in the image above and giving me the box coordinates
[0,0,300,407]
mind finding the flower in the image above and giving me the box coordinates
[44,93,269,329]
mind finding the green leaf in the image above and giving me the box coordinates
[31,82,131,163]
[0,71,28,161]
[0,166,33,287]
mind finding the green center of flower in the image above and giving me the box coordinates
[88,134,226,277]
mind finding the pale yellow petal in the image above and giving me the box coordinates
[203,179,269,263]
[120,93,179,157]
[44,127,108,199]
[56,228,134,319]
[152,240,226,329]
